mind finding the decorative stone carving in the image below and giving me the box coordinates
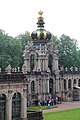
[5,65,11,73]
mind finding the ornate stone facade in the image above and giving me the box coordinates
[22,11,59,102]
[22,11,80,102]
[60,69,80,101]
[22,42,59,102]
[0,70,28,120]
[1,10,80,120]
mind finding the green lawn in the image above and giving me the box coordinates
[27,105,57,111]
[44,108,80,120]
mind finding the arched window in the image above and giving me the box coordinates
[30,54,35,71]
[68,79,71,89]
[64,79,66,90]
[31,81,35,94]
[78,79,80,87]
[12,92,21,120]
[48,54,53,71]
[0,94,6,120]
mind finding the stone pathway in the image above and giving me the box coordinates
[43,101,80,113]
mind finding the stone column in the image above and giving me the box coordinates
[46,79,49,93]
[56,79,59,93]
[35,59,38,71]
[21,91,27,120]
[37,80,39,94]
[6,97,12,120]
[53,54,58,72]
[76,79,78,86]
[27,59,30,71]
[45,58,48,71]
[71,79,73,90]
[24,58,28,71]
[29,82,31,94]
[52,57,55,71]
[38,57,41,71]
[66,80,68,91]
[35,81,37,94]
[43,59,45,71]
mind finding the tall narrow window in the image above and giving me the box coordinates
[78,79,80,87]
[68,79,71,89]
[64,79,66,90]
[48,54,53,71]
[30,54,35,71]
[31,81,35,94]
[0,94,6,120]
[12,92,21,120]
[49,78,53,96]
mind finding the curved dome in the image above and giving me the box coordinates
[31,29,51,40]
[31,10,51,44]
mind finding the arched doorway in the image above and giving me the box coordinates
[12,92,21,120]
[0,94,6,120]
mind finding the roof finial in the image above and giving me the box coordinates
[38,10,43,17]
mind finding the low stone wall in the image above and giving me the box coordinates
[27,111,43,120]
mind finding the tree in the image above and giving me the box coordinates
[51,34,60,47]
[0,29,23,70]
[58,34,78,68]
[15,31,32,50]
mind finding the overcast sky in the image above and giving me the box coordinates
[0,0,80,46]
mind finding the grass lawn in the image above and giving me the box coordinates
[44,108,80,120]
[27,105,57,111]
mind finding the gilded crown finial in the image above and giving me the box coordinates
[38,10,43,17]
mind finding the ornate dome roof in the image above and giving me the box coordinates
[31,10,51,44]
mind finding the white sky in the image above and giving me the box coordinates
[0,0,80,46]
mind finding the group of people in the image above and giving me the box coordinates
[27,96,62,108]
[38,96,62,109]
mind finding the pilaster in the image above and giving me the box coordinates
[6,97,12,120]
[21,91,27,120]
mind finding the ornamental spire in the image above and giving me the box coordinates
[37,10,45,29]
[31,11,51,44]
[38,10,43,17]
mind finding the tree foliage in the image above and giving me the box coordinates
[0,28,80,70]
[0,30,33,70]
[15,31,32,50]
[51,34,79,68]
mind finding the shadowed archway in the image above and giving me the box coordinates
[0,94,6,120]
[12,92,21,120]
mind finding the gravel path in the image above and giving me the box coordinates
[43,101,80,113]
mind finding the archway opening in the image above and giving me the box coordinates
[12,92,21,120]
[0,94,6,120]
